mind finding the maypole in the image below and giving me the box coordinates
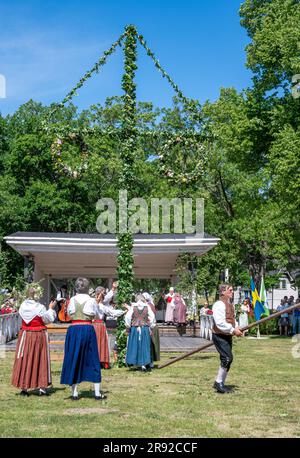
[115,25,138,366]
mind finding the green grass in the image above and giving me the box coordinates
[0,337,299,438]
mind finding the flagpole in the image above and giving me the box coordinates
[158,302,300,370]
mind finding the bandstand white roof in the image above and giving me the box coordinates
[5,232,220,280]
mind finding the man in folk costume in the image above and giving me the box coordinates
[212,284,243,393]
[60,277,106,400]
[142,292,160,365]
[125,294,156,371]
[12,285,56,396]
[165,287,175,325]
[93,286,127,369]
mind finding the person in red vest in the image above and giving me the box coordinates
[11,286,56,396]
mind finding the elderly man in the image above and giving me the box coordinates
[212,284,243,394]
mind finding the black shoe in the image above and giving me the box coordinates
[71,396,79,401]
[95,393,107,400]
[39,389,49,396]
[213,381,230,394]
[20,390,29,397]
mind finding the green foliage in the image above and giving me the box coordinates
[0,12,299,309]
[240,0,300,93]
[116,26,138,366]
[248,314,279,336]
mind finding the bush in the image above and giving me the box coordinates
[247,315,279,336]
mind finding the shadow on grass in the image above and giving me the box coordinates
[76,390,110,399]
[14,386,66,397]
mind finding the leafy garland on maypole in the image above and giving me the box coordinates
[40,24,207,366]
[115,25,138,366]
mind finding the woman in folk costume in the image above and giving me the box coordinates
[12,285,56,396]
[125,294,156,371]
[60,277,106,400]
[142,292,160,365]
[173,292,187,326]
[238,299,250,330]
[103,281,118,307]
[93,286,126,369]
[212,284,243,394]
[165,287,175,325]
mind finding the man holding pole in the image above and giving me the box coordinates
[212,284,243,394]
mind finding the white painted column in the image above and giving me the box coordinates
[33,264,47,305]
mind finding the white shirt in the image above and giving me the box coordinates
[125,301,156,329]
[212,300,238,335]
[165,293,175,308]
[19,299,56,324]
[94,301,125,320]
[103,290,115,306]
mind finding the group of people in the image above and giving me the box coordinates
[11,278,161,399]
[0,291,17,315]
[164,287,187,326]
[277,295,300,336]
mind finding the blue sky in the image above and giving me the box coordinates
[0,0,252,116]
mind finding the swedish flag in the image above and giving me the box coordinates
[250,277,265,320]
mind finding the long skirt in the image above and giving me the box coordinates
[151,326,160,361]
[238,312,248,328]
[165,303,174,322]
[60,324,101,385]
[93,322,110,368]
[12,329,51,390]
[126,326,151,367]
[173,303,187,324]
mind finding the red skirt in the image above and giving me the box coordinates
[93,321,110,367]
[11,329,51,390]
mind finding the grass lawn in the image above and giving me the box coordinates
[0,337,299,438]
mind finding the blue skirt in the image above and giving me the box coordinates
[126,326,151,367]
[60,324,101,385]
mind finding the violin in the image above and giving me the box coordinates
[58,298,71,322]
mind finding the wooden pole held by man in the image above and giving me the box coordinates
[158,302,300,370]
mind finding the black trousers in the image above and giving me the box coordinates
[212,333,233,371]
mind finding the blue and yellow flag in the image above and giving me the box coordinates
[259,276,270,317]
[250,277,265,320]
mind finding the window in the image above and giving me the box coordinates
[280,279,287,290]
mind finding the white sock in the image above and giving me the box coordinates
[222,368,228,384]
[216,366,227,383]
[94,383,101,397]
[72,384,79,397]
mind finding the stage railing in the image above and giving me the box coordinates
[200,315,214,341]
[0,312,21,344]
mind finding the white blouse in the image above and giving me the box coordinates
[212,300,238,335]
[19,299,56,325]
[67,294,96,317]
[94,301,125,320]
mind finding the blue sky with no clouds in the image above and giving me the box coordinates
[0,0,252,116]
